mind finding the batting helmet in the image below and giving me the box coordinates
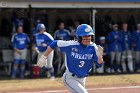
[36,23,46,32]
[76,24,94,36]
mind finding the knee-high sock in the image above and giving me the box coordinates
[12,59,20,77]
[48,67,54,77]
[20,60,26,77]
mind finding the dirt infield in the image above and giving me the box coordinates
[7,84,140,93]
[1,74,140,93]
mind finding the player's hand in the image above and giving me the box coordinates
[98,56,103,64]
[35,47,40,54]
[114,35,118,39]
[14,48,21,54]
[96,45,103,57]
[41,43,47,47]
[37,55,47,68]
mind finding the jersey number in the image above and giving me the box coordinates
[20,41,25,44]
[79,61,85,68]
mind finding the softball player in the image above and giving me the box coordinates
[37,24,103,93]
[34,23,55,79]
[132,23,140,72]
[121,23,133,72]
[107,24,122,73]
[54,22,71,74]
[11,25,29,79]
[97,36,110,73]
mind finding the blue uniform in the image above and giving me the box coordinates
[50,40,101,77]
[121,31,132,51]
[54,29,71,75]
[11,33,29,49]
[121,31,134,72]
[37,24,101,92]
[100,43,109,55]
[107,31,123,52]
[14,18,25,27]
[131,31,140,70]
[34,32,54,52]
[11,32,29,79]
[54,29,71,40]
[35,23,55,79]
[132,31,140,51]
[107,31,123,71]
[12,17,26,33]
[32,28,38,35]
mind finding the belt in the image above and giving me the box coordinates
[18,48,26,50]
[71,73,87,78]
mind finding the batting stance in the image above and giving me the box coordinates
[37,24,103,93]
[11,25,29,79]
[34,24,55,79]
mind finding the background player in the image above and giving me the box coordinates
[121,23,133,72]
[107,23,122,73]
[131,23,140,72]
[11,25,29,79]
[37,24,103,93]
[34,23,55,79]
[54,22,71,75]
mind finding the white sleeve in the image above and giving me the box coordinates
[91,42,98,50]
[44,32,54,40]
[57,40,79,47]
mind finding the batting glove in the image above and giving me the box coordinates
[35,47,40,54]
[37,55,47,68]
[96,45,104,57]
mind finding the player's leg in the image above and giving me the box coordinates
[127,50,133,72]
[20,49,27,79]
[62,73,88,93]
[12,60,20,79]
[55,47,62,74]
[47,51,55,79]
[96,63,104,73]
[61,52,66,71]
[103,55,111,73]
[37,52,45,76]
[12,51,20,79]
[110,52,115,73]
[121,51,127,72]
[116,52,121,73]
[135,51,139,72]
[137,52,140,71]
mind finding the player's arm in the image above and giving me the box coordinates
[11,34,21,54]
[37,40,58,67]
[98,55,103,64]
[37,40,70,67]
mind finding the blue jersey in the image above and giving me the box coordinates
[100,43,109,55]
[50,40,101,77]
[54,29,71,40]
[107,31,123,52]
[32,28,38,35]
[14,18,25,28]
[132,31,140,51]
[121,31,132,51]
[11,33,29,49]
[34,32,54,52]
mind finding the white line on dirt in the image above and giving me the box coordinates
[18,85,140,93]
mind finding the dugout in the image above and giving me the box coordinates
[0,0,140,75]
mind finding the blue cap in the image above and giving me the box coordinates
[36,24,46,32]
[76,24,94,36]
